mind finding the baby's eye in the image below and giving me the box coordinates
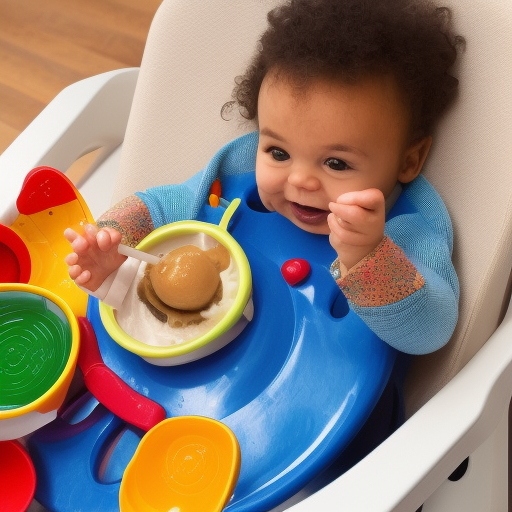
[269,147,290,162]
[325,158,350,171]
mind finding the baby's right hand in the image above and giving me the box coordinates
[64,224,126,292]
[327,188,385,273]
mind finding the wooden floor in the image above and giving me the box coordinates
[0,0,162,155]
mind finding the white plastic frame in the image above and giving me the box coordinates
[1,71,510,512]
[0,68,139,225]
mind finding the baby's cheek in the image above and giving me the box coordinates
[255,165,283,211]
[256,172,282,195]
[256,187,276,212]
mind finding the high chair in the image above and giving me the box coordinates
[1,0,511,511]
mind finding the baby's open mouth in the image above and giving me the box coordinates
[294,203,325,213]
[290,202,329,225]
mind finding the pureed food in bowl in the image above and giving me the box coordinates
[138,243,232,330]
[100,216,252,365]
[118,236,241,347]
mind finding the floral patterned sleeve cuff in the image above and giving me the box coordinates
[96,195,154,248]
[330,236,425,308]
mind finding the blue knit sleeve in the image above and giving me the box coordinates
[348,176,459,354]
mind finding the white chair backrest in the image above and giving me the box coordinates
[113,0,280,201]
[114,0,512,416]
[405,0,512,414]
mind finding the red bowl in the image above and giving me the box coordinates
[0,224,31,284]
[0,440,36,512]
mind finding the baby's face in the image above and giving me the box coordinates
[256,72,415,235]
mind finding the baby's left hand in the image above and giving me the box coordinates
[327,188,386,274]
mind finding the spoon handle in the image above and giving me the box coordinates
[118,244,160,265]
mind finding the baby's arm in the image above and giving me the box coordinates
[327,182,459,354]
[65,195,154,292]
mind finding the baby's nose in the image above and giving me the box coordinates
[287,165,321,190]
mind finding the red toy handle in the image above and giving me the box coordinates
[16,167,78,215]
[77,317,166,431]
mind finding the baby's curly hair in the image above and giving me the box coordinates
[231,0,464,138]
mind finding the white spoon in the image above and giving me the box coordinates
[118,244,160,265]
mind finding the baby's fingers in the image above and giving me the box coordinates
[96,227,122,252]
[64,252,78,266]
[65,226,95,254]
[63,228,79,244]
[327,212,362,244]
[68,234,90,254]
[335,188,385,211]
[329,201,373,231]
[67,264,90,284]
[74,269,92,286]
[327,212,346,239]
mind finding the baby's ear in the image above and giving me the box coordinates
[398,136,433,184]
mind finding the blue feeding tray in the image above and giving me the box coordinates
[28,173,397,512]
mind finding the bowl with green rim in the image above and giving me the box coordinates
[0,283,79,440]
[99,199,253,366]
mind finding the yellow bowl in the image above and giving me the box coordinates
[0,283,79,440]
[100,202,252,365]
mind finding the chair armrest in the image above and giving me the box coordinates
[0,68,139,225]
[290,302,512,512]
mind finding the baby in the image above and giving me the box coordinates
[65,0,463,355]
